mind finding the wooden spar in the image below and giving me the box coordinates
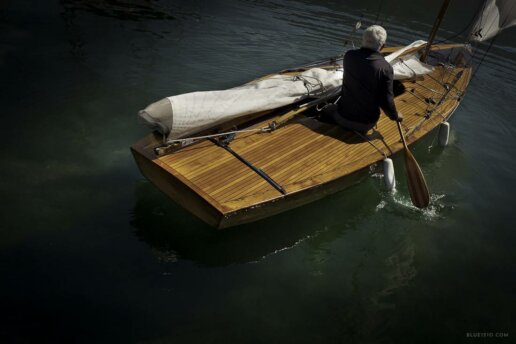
[210,138,286,195]
[421,0,452,62]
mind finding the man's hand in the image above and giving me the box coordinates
[396,112,404,122]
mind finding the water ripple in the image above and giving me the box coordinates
[60,0,177,21]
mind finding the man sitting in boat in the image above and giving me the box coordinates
[332,25,403,133]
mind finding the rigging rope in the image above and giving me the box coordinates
[353,130,387,158]
[374,0,385,24]
[164,126,273,147]
[435,0,486,44]
[344,14,363,48]
[470,37,497,83]
[293,74,326,97]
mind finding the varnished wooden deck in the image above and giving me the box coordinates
[132,45,472,228]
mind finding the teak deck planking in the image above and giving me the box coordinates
[131,45,472,228]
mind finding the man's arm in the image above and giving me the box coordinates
[379,66,401,121]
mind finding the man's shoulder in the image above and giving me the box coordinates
[344,49,361,59]
[346,48,361,54]
[372,54,393,71]
[382,60,394,74]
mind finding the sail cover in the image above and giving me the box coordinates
[471,0,516,41]
[385,40,434,80]
[139,41,433,140]
[140,68,344,140]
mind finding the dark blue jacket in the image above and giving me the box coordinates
[338,48,399,124]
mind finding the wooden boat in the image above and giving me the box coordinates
[131,0,513,229]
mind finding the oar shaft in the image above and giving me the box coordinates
[397,122,408,148]
[396,120,431,208]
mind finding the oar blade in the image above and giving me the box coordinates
[404,148,430,208]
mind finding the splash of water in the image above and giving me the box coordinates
[376,186,450,221]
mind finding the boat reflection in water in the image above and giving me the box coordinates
[131,178,421,335]
[130,170,415,267]
[130,175,376,267]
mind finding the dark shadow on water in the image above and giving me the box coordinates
[129,180,426,344]
[130,175,377,267]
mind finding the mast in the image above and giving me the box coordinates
[421,0,452,62]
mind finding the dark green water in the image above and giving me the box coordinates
[1,1,515,343]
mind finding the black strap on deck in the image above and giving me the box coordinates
[210,135,286,195]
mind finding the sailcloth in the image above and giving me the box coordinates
[140,68,343,140]
[386,40,434,80]
[471,0,516,41]
[139,41,434,140]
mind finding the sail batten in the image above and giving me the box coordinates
[471,0,516,41]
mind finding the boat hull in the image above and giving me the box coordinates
[132,137,369,228]
[131,44,472,229]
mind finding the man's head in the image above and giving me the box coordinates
[361,25,387,51]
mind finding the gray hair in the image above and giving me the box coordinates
[361,25,387,51]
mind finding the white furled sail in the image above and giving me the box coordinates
[139,41,434,140]
[140,68,343,140]
[471,0,516,41]
[385,40,434,80]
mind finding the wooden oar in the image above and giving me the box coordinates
[396,122,430,208]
